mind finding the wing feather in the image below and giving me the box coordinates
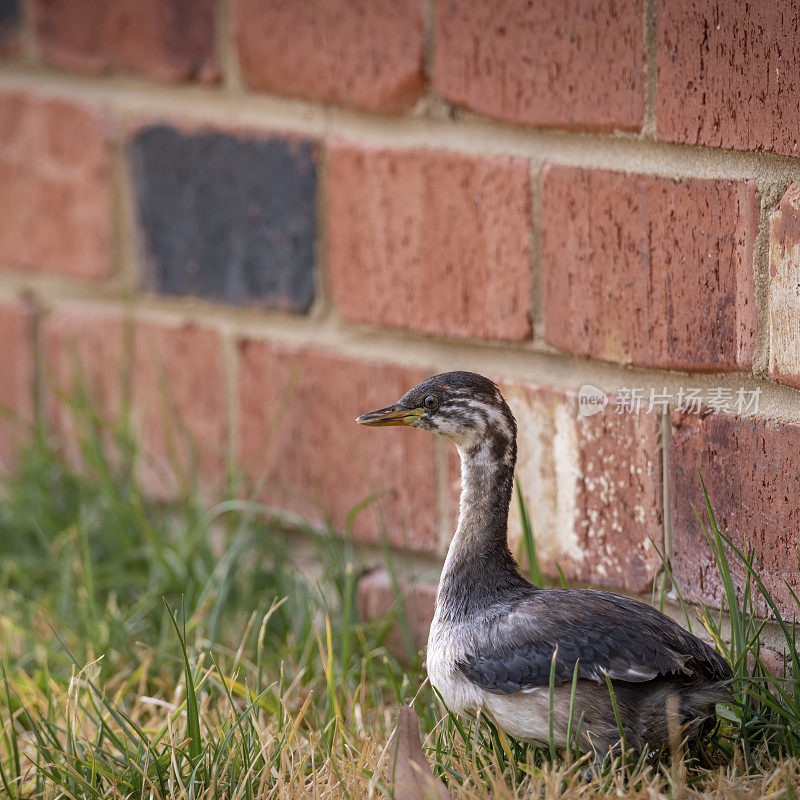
[456,589,730,695]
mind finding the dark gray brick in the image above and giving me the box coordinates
[0,0,20,49]
[130,125,317,312]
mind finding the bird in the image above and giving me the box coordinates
[356,371,732,757]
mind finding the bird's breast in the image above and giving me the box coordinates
[427,614,559,746]
[426,615,485,717]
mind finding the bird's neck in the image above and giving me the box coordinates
[437,436,529,618]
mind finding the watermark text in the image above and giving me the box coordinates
[577,385,761,418]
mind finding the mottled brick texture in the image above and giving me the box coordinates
[658,0,800,157]
[44,312,127,451]
[542,166,758,370]
[769,184,800,389]
[328,143,532,341]
[434,0,645,131]
[444,382,664,592]
[44,310,227,498]
[0,0,20,56]
[508,385,663,593]
[356,570,437,662]
[758,647,793,682]
[130,126,317,312]
[234,0,424,113]
[0,93,110,280]
[133,323,228,498]
[671,412,800,618]
[0,302,33,468]
[237,342,438,551]
[32,0,217,83]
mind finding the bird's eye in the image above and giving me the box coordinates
[423,395,439,410]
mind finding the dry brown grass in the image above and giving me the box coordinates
[2,405,799,799]
[3,657,800,800]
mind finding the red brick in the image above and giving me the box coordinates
[356,570,436,662]
[133,323,228,499]
[769,184,800,389]
[43,310,127,466]
[237,342,438,551]
[31,0,217,84]
[328,143,532,341]
[43,310,227,497]
[751,647,791,682]
[509,384,663,593]
[670,411,800,618]
[657,1,800,157]
[0,93,110,280]
[542,166,758,370]
[234,0,424,113]
[433,0,645,131]
[0,302,34,468]
[442,381,663,592]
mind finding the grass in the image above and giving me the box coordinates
[1,391,799,798]
[678,479,800,764]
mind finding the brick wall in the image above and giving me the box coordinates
[1,1,799,646]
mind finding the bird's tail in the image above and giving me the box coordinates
[623,679,730,750]
[671,680,731,744]
[680,680,732,717]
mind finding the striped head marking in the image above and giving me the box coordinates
[356,371,517,462]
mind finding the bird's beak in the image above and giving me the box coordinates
[356,404,423,427]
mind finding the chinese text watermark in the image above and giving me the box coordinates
[577,385,761,418]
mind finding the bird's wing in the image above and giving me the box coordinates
[456,589,731,695]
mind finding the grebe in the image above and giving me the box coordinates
[357,371,730,755]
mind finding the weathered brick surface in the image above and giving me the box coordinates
[434,0,645,131]
[31,0,217,84]
[356,570,437,662]
[443,382,663,592]
[234,0,424,113]
[0,302,33,468]
[43,311,127,467]
[237,342,438,551]
[769,184,800,389]
[658,0,800,157]
[508,385,663,593]
[671,411,800,618]
[328,143,532,341]
[133,322,228,499]
[542,166,758,370]
[130,125,317,312]
[0,0,20,56]
[0,93,110,280]
[755,647,792,682]
[43,310,227,498]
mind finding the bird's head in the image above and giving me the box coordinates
[356,371,516,459]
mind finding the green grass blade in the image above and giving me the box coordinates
[548,646,558,761]
[603,672,626,757]
[648,534,693,634]
[163,598,202,765]
[555,564,568,590]
[566,658,580,756]
[515,480,542,587]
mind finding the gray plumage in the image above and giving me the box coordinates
[357,371,733,756]
[458,588,731,692]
